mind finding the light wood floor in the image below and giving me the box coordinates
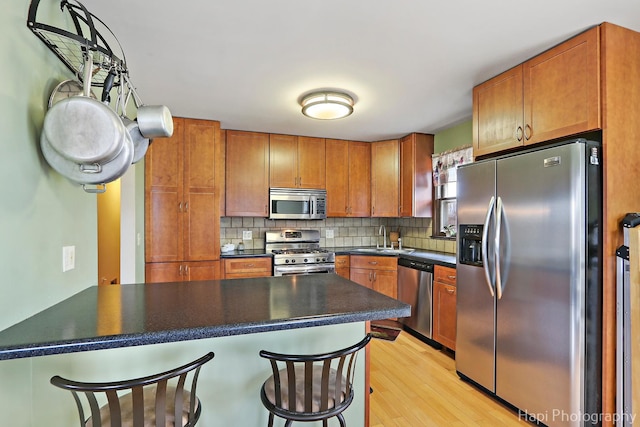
[369,331,530,426]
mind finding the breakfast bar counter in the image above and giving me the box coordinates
[0,274,410,360]
[1,274,407,426]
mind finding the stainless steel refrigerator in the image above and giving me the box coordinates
[456,138,602,427]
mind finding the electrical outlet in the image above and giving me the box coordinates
[242,230,252,240]
[62,246,75,272]
[326,229,334,239]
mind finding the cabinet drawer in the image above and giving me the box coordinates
[434,265,456,285]
[224,257,272,276]
[335,255,350,269]
[350,255,397,271]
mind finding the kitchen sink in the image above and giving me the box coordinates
[351,248,415,255]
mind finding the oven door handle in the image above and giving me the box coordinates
[274,264,336,276]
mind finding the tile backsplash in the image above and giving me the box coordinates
[220,217,456,254]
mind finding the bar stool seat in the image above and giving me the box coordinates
[259,335,371,427]
[51,352,214,427]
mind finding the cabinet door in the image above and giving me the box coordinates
[371,139,399,217]
[269,134,298,188]
[184,119,219,261]
[225,131,270,216]
[473,65,524,157]
[350,268,373,289]
[400,133,434,218]
[348,141,371,217]
[187,261,222,281]
[145,262,183,283]
[325,139,349,216]
[335,255,350,279]
[298,136,326,189]
[433,281,457,350]
[372,269,397,299]
[523,26,600,145]
[145,118,185,263]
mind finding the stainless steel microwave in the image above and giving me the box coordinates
[269,188,326,220]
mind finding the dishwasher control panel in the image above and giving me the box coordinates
[398,258,433,272]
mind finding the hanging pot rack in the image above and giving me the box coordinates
[27,0,127,89]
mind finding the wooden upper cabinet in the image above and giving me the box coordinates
[270,134,326,189]
[400,133,434,218]
[269,134,297,187]
[145,118,220,265]
[325,139,370,217]
[523,27,600,145]
[473,26,600,157]
[298,136,326,189]
[349,142,371,217]
[225,130,269,217]
[371,139,399,217]
[473,65,524,156]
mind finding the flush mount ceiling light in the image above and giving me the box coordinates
[300,91,354,120]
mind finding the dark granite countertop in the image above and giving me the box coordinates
[221,247,456,267]
[220,249,272,258]
[0,275,409,360]
[331,247,456,267]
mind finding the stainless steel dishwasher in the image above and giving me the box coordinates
[397,258,434,340]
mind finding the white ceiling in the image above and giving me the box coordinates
[80,0,640,142]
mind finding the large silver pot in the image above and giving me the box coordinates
[40,126,133,185]
[43,95,126,164]
[42,52,126,165]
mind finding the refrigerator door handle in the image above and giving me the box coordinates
[482,196,496,297]
[495,196,505,300]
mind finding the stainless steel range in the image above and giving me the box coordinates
[265,230,336,276]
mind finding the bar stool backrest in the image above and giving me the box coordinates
[50,352,214,427]
[259,334,371,426]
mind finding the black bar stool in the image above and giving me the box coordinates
[259,335,371,427]
[50,352,214,427]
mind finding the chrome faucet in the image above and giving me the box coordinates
[378,225,387,249]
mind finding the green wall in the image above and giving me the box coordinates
[1,2,99,330]
[434,120,472,153]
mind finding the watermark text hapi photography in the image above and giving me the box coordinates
[519,409,636,425]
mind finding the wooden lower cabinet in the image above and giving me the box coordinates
[349,255,397,299]
[335,255,350,279]
[145,261,221,283]
[433,265,457,350]
[223,257,272,279]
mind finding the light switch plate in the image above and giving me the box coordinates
[242,230,252,240]
[62,246,75,272]
[326,229,334,239]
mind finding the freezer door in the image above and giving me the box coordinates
[495,143,586,425]
[455,160,497,392]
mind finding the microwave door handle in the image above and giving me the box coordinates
[309,197,314,218]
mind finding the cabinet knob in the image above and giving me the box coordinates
[447,275,456,280]
[446,288,455,295]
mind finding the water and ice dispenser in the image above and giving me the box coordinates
[459,224,483,266]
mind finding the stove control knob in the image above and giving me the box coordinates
[316,258,320,262]
[285,259,289,264]
[291,259,296,263]
[303,258,308,263]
